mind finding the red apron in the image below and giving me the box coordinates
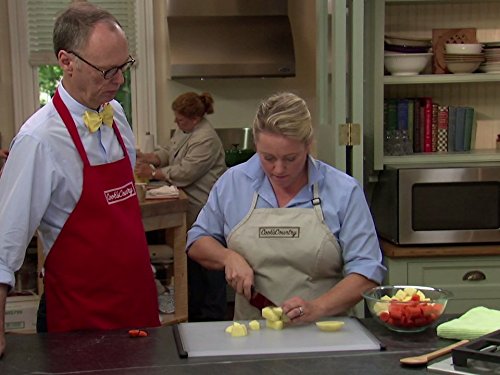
[44,89,160,332]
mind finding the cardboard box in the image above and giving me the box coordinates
[5,295,39,333]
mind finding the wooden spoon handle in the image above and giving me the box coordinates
[426,339,470,361]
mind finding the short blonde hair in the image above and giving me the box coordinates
[253,92,313,145]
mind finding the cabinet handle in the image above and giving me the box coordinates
[462,270,486,281]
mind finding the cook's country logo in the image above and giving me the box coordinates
[104,181,136,205]
[259,227,300,238]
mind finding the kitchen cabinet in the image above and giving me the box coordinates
[372,0,500,170]
[381,240,500,314]
[317,1,500,185]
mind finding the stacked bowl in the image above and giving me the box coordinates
[384,35,433,76]
[480,41,500,73]
[444,43,484,74]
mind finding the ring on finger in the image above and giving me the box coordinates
[298,306,304,316]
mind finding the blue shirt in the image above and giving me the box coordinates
[187,154,386,284]
[0,83,136,289]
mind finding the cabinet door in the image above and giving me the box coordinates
[316,0,368,184]
[407,257,500,314]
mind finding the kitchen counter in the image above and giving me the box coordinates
[0,318,462,374]
[381,239,500,258]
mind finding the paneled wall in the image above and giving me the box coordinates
[0,0,14,147]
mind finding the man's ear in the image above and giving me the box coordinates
[58,50,73,74]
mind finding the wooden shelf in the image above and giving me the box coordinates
[384,73,500,85]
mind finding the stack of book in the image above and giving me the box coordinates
[384,98,475,154]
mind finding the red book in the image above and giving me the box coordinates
[421,97,433,152]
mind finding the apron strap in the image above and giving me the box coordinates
[311,183,325,222]
[53,89,90,167]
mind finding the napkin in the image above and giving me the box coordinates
[145,185,179,199]
[437,306,500,340]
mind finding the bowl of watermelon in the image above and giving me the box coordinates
[362,285,452,333]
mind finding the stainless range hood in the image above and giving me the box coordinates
[166,0,296,79]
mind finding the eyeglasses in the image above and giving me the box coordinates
[68,51,135,79]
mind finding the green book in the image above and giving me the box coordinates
[386,99,398,132]
[463,107,475,151]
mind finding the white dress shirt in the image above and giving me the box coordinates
[0,83,136,289]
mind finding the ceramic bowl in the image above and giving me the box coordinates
[384,53,432,76]
[445,43,483,55]
[363,285,452,333]
[385,35,432,48]
[446,61,482,74]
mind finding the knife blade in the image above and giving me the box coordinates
[249,286,276,310]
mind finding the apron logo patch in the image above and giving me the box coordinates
[259,227,300,238]
[104,181,136,205]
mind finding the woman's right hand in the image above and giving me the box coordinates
[136,150,159,166]
[223,249,254,300]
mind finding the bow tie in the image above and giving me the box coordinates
[83,104,114,133]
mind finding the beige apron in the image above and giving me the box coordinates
[227,184,344,320]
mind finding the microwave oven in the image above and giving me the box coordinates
[371,165,500,245]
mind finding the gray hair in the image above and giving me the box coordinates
[53,2,122,57]
[253,92,313,145]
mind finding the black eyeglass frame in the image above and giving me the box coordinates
[67,50,135,79]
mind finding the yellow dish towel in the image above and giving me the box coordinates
[437,306,500,340]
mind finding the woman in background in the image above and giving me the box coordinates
[135,92,228,321]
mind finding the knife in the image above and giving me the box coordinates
[249,286,276,310]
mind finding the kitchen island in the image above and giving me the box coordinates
[0,318,462,374]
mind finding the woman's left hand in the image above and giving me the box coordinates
[281,297,324,325]
[134,162,154,180]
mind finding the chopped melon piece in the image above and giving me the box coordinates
[403,287,417,296]
[248,320,260,330]
[315,321,345,332]
[394,289,407,301]
[380,295,392,301]
[262,306,283,322]
[230,322,248,337]
[373,301,387,315]
[266,319,284,330]
[225,322,248,337]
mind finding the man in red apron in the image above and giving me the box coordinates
[0,3,159,357]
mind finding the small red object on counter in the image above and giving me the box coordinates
[128,329,148,337]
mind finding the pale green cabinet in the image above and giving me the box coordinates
[372,0,500,171]
[384,256,500,314]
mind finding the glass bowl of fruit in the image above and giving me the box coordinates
[362,285,452,333]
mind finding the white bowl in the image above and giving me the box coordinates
[385,35,432,47]
[384,53,432,76]
[445,43,483,55]
[446,61,481,74]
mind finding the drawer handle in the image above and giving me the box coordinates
[462,270,486,281]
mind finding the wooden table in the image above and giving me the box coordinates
[140,190,189,325]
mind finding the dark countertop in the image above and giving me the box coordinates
[0,318,459,375]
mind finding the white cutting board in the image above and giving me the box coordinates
[178,316,381,357]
